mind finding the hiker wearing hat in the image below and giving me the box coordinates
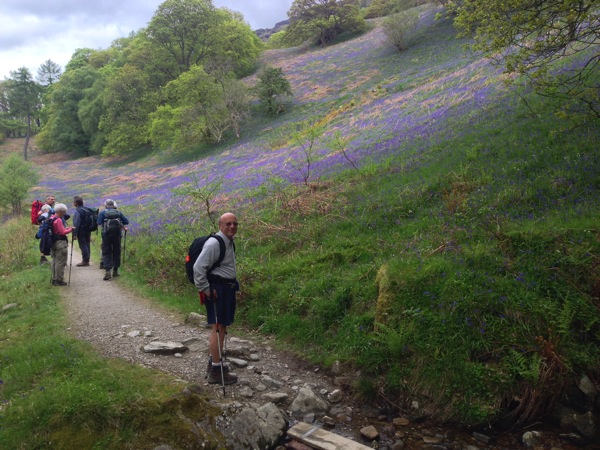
[98,199,129,281]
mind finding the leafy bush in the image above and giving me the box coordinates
[0,216,36,274]
[382,9,420,51]
[0,154,40,216]
[267,30,288,49]
[254,66,293,115]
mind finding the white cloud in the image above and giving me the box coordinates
[1,0,293,80]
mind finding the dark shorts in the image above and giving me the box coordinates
[205,280,238,326]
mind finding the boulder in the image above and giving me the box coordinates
[290,386,329,417]
[225,402,288,450]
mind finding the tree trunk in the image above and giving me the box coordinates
[23,113,31,160]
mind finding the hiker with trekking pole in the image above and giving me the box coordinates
[192,212,240,390]
[48,203,74,286]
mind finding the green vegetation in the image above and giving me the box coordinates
[127,85,600,426]
[2,68,42,160]
[254,66,294,115]
[365,0,430,19]
[452,0,600,118]
[0,154,39,216]
[381,7,422,51]
[14,0,264,158]
[285,0,368,47]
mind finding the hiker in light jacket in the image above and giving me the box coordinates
[193,212,239,385]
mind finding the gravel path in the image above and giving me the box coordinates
[61,246,342,404]
[63,247,210,382]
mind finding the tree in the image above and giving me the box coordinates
[38,66,99,154]
[65,48,97,72]
[451,0,600,117]
[6,68,42,160]
[149,64,247,150]
[36,59,62,86]
[77,70,110,155]
[0,154,39,216]
[145,0,223,78]
[286,0,367,47]
[141,0,261,82]
[254,66,293,115]
[99,65,155,156]
[291,120,326,185]
[206,9,263,78]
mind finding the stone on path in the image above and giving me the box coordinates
[141,341,188,354]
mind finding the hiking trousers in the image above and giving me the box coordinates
[101,232,121,271]
[77,230,91,262]
[51,240,68,282]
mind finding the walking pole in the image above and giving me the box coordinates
[213,295,226,396]
[68,234,74,285]
[122,229,127,267]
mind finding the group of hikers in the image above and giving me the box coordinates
[35,195,240,386]
[36,195,129,285]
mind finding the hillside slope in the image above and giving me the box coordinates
[32,8,499,221]
[22,5,600,431]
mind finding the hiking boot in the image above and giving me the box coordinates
[100,262,105,269]
[112,268,119,277]
[206,360,230,375]
[103,270,112,281]
[53,280,68,286]
[76,261,90,267]
[207,366,237,385]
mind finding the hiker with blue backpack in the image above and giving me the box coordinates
[36,204,53,264]
[192,212,240,386]
[36,195,55,264]
[98,199,129,281]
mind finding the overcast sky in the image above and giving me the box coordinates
[0,0,294,80]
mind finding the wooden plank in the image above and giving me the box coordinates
[287,422,373,450]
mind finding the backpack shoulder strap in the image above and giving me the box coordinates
[208,234,226,273]
[47,216,59,231]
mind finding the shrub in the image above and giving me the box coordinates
[254,66,293,116]
[382,9,420,51]
[0,216,35,274]
[0,154,40,215]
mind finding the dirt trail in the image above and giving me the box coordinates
[62,245,338,384]
[63,246,211,380]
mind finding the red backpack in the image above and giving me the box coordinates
[31,200,44,225]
